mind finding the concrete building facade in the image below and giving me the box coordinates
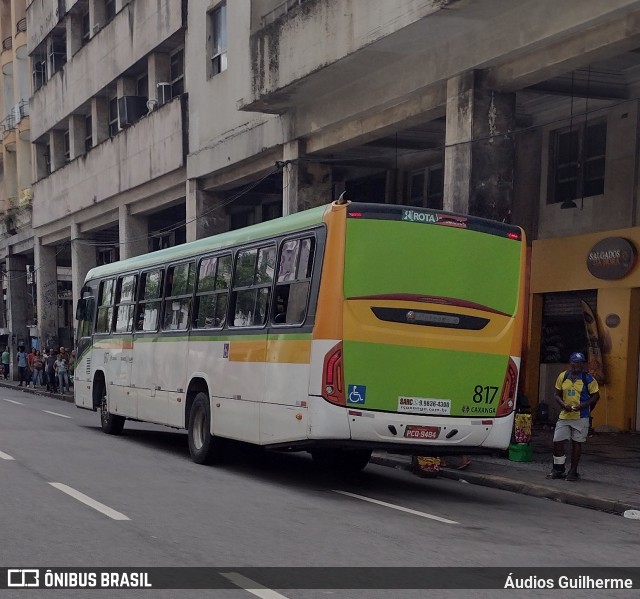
[5,0,640,428]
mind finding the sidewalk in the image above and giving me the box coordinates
[0,378,74,403]
[371,425,640,516]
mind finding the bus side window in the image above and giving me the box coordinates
[232,245,275,327]
[78,297,95,338]
[136,270,163,332]
[95,279,115,333]
[114,274,137,333]
[194,255,231,329]
[163,262,196,330]
[273,237,315,325]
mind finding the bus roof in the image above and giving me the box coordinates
[85,203,329,281]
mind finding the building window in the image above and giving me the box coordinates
[170,48,184,97]
[105,0,116,22]
[548,120,607,204]
[136,73,148,99]
[210,3,227,76]
[108,96,118,137]
[63,129,70,163]
[85,115,93,152]
[49,34,67,76]
[32,51,46,91]
[81,11,91,46]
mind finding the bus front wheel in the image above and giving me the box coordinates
[99,386,125,435]
[188,393,224,465]
[311,448,372,472]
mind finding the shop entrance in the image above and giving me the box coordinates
[539,290,595,421]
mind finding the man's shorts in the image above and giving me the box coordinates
[553,417,589,443]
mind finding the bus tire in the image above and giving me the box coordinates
[311,448,372,472]
[99,385,125,435]
[188,392,224,465]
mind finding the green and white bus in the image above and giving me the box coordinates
[74,201,527,471]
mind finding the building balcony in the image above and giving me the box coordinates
[32,96,187,228]
[15,18,28,60]
[242,0,448,113]
[29,0,184,140]
[1,35,12,75]
[2,128,16,151]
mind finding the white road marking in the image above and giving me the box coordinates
[221,573,291,599]
[0,450,15,460]
[49,483,130,521]
[2,398,24,405]
[43,410,72,419]
[334,490,459,525]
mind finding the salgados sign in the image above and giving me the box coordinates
[587,237,637,280]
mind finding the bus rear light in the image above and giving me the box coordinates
[497,357,518,417]
[507,232,521,240]
[322,342,345,406]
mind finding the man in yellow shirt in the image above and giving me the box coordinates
[547,352,600,481]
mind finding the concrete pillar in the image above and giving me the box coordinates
[67,13,82,57]
[71,223,97,312]
[117,77,136,97]
[297,161,332,211]
[91,97,109,146]
[69,114,86,160]
[0,265,6,329]
[147,53,170,104]
[185,180,227,242]
[119,205,148,259]
[16,138,31,195]
[283,140,301,216]
[6,254,29,354]
[34,239,58,351]
[89,0,106,34]
[443,71,515,221]
[49,130,66,171]
[283,140,331,214]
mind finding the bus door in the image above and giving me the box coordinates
[74,288,96,409]
[111,274,137,417]
[133,268,166,424]
[155,262,196,427]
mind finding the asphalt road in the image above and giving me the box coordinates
[0,388,637,599]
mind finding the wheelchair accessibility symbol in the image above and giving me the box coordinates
[347,385,366,404]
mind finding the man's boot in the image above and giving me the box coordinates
[546,455,566,479]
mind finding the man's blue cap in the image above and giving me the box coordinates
[569,352,586,362]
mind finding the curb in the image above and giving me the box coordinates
[370,454,639,516]
[0,380,74,403]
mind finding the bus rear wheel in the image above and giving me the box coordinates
[311,448,372,472]
[98,385,125,435]
[188,393,224,465]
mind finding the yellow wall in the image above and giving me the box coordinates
[528,226,640,431]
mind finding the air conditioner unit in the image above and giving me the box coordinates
[117,96,148,127]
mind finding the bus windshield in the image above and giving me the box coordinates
[344,214,521,316]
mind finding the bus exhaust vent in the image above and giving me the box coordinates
[86,357,91,375]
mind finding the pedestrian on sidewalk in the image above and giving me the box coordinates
[31,351,44,388]
[1,346,9,379]
[55,352,70,394]
[547,351,600,481]
[16,346,29,387]
[46,349,58,393]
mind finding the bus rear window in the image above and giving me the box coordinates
[344,219,520,316]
